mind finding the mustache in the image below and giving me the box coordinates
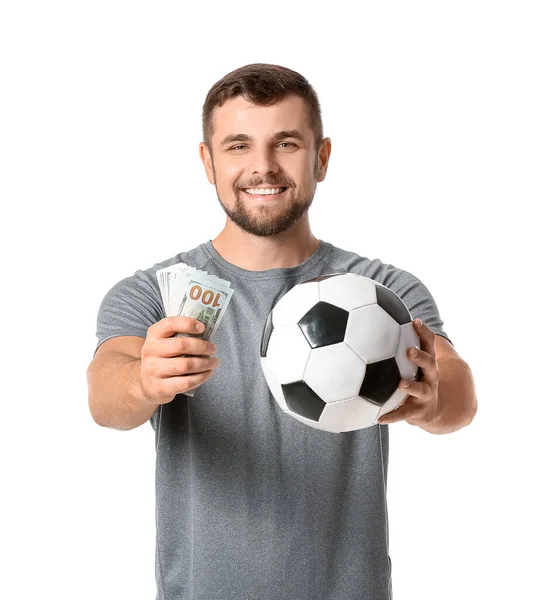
[236,177,294,189]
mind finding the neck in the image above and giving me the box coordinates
[211,220,319,271]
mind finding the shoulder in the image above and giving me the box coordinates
[322,241,419,290]
[94,243,210,356]
[323,241,452,344]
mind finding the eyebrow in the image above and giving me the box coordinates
[219,129,306,147]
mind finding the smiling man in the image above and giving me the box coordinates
[88,63,477,600]
[201,94,323,245]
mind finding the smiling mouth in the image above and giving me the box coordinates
[242,187,288,196]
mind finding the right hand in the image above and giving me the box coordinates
[139,316,220,405]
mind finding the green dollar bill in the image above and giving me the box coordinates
[176,275,234,342]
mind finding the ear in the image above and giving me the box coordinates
[199,142,216,185]
[316,137,332,182]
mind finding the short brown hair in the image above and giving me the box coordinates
[202,63,324,152]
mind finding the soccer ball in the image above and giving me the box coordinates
[259,273,422,433]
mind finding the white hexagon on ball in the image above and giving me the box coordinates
[303,342,366,403]
[395,321,420,379]
[345,304,400,363]
[320,396,382,432]
[271,281,320,327]
[318,273,378,311]
[266,324,311,384]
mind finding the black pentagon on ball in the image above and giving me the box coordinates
[375,285,411,325]
[281,381,326,421]
[260,310,274,358]
[359,357,402,406]
[298,301,349,348]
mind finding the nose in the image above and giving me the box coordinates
[250,147,279,176]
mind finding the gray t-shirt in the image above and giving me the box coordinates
[94,239,451,600]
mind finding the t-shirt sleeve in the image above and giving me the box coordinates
[379,263,453,347]
[93,269,165,358]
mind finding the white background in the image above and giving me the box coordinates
[1,1,550,598]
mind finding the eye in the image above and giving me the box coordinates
[229,144,247,151]
[278,142,297,148]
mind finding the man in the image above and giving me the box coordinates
[88,63,477,600]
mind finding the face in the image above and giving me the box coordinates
[200,94,331,237]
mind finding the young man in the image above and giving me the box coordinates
[88,63,477,600]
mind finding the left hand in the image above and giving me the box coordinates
[377,319,444,427]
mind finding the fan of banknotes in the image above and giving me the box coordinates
[156,263,234,396]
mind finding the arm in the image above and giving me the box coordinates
[88,318,219,431]
[419,352,477,435]
[87,336,158,431]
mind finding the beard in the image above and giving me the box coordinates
[213,168,318,237]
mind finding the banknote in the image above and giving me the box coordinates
[156,264,211,316]
[176,274,233,340]
[156,263,234,397]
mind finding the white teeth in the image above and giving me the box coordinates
[244,188,284,195]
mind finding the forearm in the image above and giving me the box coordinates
[420,356,478,435]
[87,354,158,431]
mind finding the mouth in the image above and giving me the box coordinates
[241,186,288,200]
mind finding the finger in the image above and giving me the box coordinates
[157,335,216,358]
[378,399,417,424]
[398,377,433,401]
[406,347,439,385]
[183,370,215,393]
[161,369,215,397]
[151,316,206,338]
[414,319,436,355]
[151,355,220,378]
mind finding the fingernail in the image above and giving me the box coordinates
[197,322,205,332]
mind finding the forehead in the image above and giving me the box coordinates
[211,94,313,142]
